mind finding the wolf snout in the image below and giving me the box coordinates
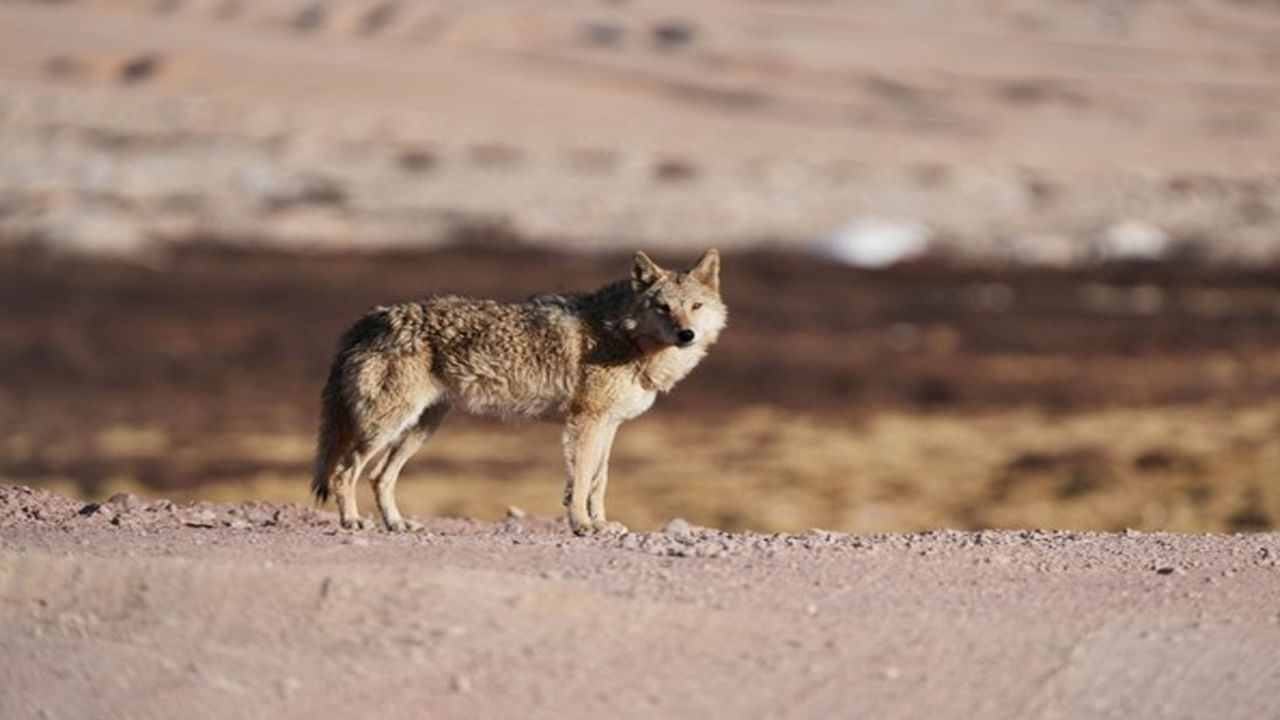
[676,328,697,346]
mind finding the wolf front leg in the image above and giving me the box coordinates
[562,415,623,536]
[586,423,627,534]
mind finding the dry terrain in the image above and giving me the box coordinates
[3,2,1280,717]
[2,0,1280,257]
[2,484,1279,720]
[4,245,1280,533]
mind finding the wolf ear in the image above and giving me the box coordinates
[632,251,665,290]
[689,249,720,293]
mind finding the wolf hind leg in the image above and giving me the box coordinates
[332,412,411,530]
[371,402,451,532]
[333,445,379,530]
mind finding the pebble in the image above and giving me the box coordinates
[106,492,142,513]
[664,518,693,539]
[78,503,108,519]
[183,510,218,528]
[244,506,280,526]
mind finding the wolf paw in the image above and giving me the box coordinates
[594,520,629,535]
[385,518,425,533]
[568,515,594,536]
[340,516,373,531]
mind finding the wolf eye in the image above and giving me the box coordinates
[692,302,703,310]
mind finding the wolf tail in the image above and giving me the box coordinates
[311,361,349,505]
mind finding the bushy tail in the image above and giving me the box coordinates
[311,363,349,505]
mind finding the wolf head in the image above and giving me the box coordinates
[628,249,727,350]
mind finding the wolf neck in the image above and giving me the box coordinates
[637,345,705,393]
[582,281,705,394]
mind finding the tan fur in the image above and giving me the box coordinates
[313,250,726,534]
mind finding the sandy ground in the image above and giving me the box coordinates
[2,484,1278,720]
[3,0,1280,256]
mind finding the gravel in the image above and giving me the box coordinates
[2,483,1279,720]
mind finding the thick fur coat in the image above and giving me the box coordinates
[313,250,726,534]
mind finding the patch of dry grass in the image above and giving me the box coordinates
[19,403,1280,534]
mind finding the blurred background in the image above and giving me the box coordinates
[2,0,1280,533]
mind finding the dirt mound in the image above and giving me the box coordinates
[0,484,83,527]
[0,482,333,534]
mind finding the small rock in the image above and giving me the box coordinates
[505,505,527,520]
[450,674,472,694]
[119,53,163,84]
[106,492,142,513]
[652,21,697,50]
[664,517,693,539]
[226,519,252,530]
[183,510,218,528]
[244,506,280,526]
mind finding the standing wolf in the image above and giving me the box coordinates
[312,250,726,535]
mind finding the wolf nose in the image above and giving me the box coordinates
[676,329,696,346]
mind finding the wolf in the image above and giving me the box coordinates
[312,249,726,535]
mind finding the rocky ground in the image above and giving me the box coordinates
[2,484,1278,719]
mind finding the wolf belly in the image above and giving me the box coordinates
[440,352,576,419]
